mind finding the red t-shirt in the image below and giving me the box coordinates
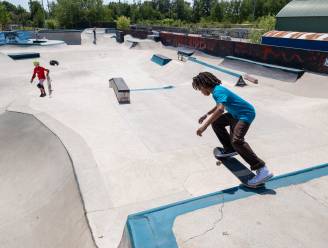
[31,66,48,80]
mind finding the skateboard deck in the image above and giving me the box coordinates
[213,147,264,188]
[46,75,53,97]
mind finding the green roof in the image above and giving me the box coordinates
[277,0,328,17]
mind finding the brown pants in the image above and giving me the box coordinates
[212,113,265,170]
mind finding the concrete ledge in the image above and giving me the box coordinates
[8,52,40,60]
[151,54,171,66]
[109,77,130,104]
[177,48,194,61]
[121,163,328,248]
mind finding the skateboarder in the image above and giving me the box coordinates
[192,72,273,187]
[30,61,49,97]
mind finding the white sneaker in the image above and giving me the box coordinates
[247,166,273,187]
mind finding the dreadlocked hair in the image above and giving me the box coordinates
[192,72,221,91]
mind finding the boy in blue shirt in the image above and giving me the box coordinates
[193,72,273,187]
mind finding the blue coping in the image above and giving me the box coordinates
[151,54,172,66]
[188,56,242,79]
[125,162,328,248]
[225,55,304,74]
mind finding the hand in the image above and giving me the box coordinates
[198,114,207,124]
[196,125,207,137]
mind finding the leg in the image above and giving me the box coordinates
[37,79,46,96]
[212,113,235,152]
[230,121,265,171]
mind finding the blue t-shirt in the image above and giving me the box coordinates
[212,85,255,123]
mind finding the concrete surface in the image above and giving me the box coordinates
[0,111,95,248]
[0,30,327,247]
[174,177,328,248]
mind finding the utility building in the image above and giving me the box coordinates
[276,0,328,33]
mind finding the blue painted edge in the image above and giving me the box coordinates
[124,162,328,248]
[188,56,242,79]
[151,54,171,66]
[226,55,304,73]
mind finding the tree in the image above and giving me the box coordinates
[210,1,223,22]
[116,16,130,30]
[16,5,30,27]
[0,4,10,30]
[29,0,45,27]
[53,0,105,28]
[192,0,202,22]
[171,0,191,21]
[250,15,276,43]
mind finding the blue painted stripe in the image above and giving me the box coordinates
[125,163,328,248]
[226,55,304,73]
[151,54,171,66]
[188,56,242,78]
[262,36,328,52]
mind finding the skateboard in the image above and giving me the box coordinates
[46,75,53,97]
[213,147,264,188]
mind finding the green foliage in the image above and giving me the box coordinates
[116,16,130,30]
[29,0,45,27]
[54,0,103,28]
[210,2,223,22]
[4,0,290,30]
[46,19,58,29]
[0,4,10,30]
[250,15,276,43]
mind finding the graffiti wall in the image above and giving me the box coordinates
[160,32,328,74]
[128,30,151,39]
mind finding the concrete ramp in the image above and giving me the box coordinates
[81,29,118,47]
[0,112,95,248]
[0,52,15,71]
[125,36,162,50]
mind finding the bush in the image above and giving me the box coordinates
[116,16,130,30]
[46,19,58,29]
[250,15,276,44]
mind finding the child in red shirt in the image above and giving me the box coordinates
[30,61,49,97]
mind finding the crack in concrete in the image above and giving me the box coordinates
[298,186,328,209]
[182,194,225,245]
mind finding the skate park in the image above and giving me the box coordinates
[1,16,328,248]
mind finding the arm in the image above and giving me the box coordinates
[198,106,217,124]
[197,104,224,136]
[207,105,218,115]
[30,68,36,83]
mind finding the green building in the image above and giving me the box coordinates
[276,0,328,33]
